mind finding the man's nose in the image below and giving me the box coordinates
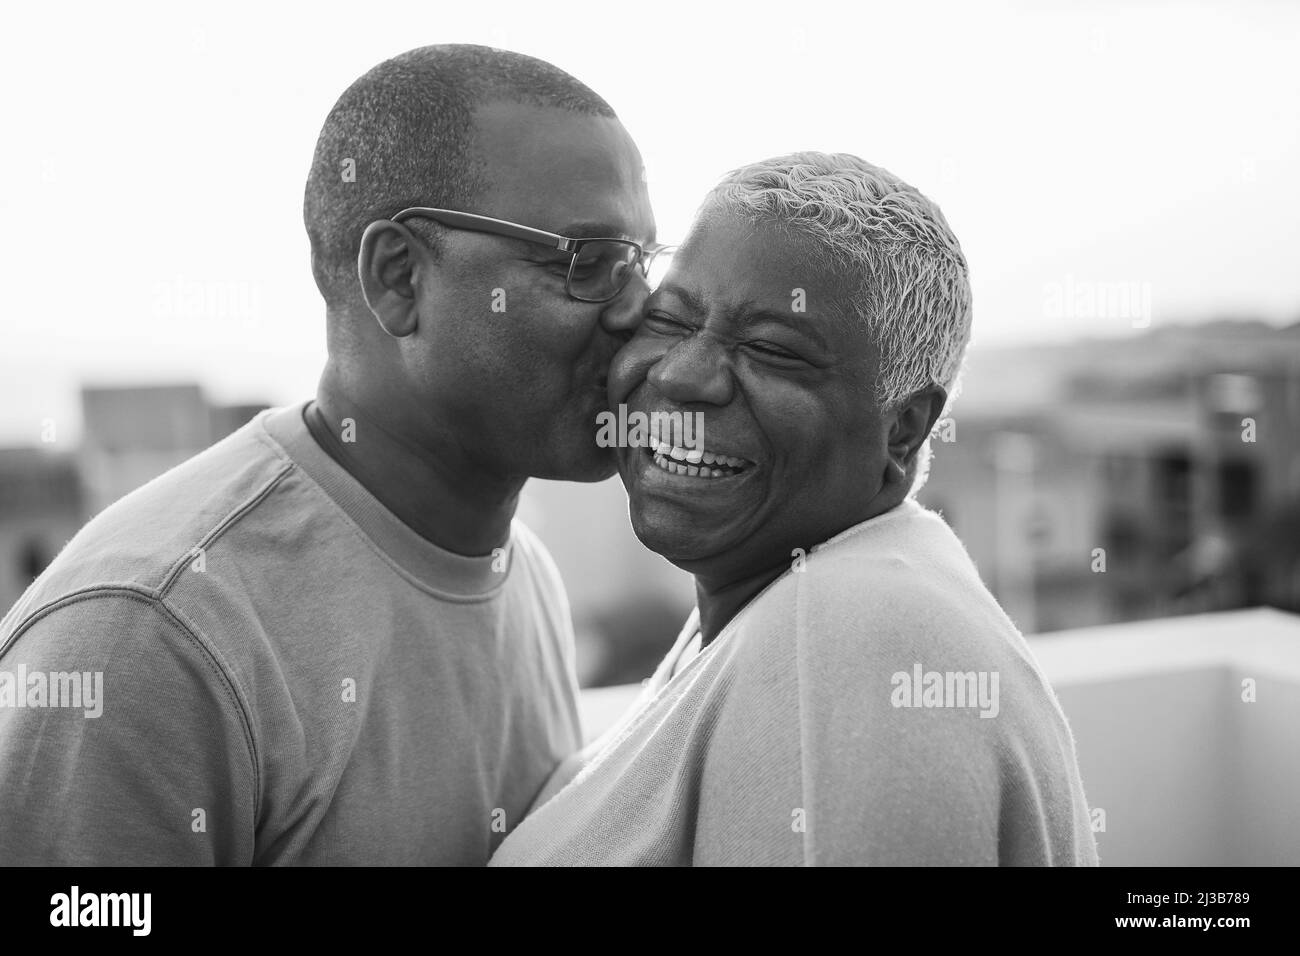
[647,334,733,407]
[598,270,650,339]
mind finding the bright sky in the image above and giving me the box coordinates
[2,0,1297,444]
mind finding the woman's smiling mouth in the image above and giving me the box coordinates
[645,443,753,479]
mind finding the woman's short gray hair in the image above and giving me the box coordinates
[704,152,973,411]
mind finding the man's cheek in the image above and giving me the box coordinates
[608,346,661,404]
[481,272,550,324]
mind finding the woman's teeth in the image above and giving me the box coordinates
[649,442,749,479]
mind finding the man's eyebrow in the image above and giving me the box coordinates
[556,221,633,240]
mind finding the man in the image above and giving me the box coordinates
[0,45,658,864]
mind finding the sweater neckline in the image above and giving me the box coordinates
[655,499,926,691]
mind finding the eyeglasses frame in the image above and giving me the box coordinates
[390,206,674,304]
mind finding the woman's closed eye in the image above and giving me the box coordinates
[644,311,812,365]
[743,339,807,364]
[643,310,695,335]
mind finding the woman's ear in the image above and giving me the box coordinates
[357,220,422,337]
[884,384,947,484]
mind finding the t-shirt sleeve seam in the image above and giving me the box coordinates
[153,596,262,817]
[1,586,262,822]
[156,460,296,598]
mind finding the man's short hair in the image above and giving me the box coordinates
[703,152,973,413]
[304,44,616,305]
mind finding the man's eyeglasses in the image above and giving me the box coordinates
[391,207,675,304]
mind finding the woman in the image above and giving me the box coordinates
[490,152,1099,866]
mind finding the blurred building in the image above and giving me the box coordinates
[920,321,1300,633]
[0,448,84,614]
[0,384,267,612]
[80,384,268,514]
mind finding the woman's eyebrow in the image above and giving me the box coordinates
[658,285,831,349]
[657,283,708,315]
[736,307,830,349]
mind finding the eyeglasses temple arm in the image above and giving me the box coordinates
[392,207,573,251]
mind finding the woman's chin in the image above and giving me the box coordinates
[618,447,767,563]
[628,502,735,567]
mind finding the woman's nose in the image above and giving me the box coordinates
[648,335,733,407]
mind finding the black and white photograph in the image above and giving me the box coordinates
[0,0,1296,925]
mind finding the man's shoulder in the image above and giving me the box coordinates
[507,519,564,592]
[503,518,576,651]
[3,410,298,634]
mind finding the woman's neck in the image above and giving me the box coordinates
[691,494,910,646]
[694,558,791,646]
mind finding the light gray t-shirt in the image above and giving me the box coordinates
[0,402,582,865]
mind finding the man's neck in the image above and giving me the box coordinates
[305,380,524,557]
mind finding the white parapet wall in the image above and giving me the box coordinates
[1033,607,1300,866]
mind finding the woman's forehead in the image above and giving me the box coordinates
[670,213,858,322]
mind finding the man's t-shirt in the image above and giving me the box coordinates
[0,401,582,865]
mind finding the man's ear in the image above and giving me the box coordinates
[884,384,947,486]
[357,221,423,337]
